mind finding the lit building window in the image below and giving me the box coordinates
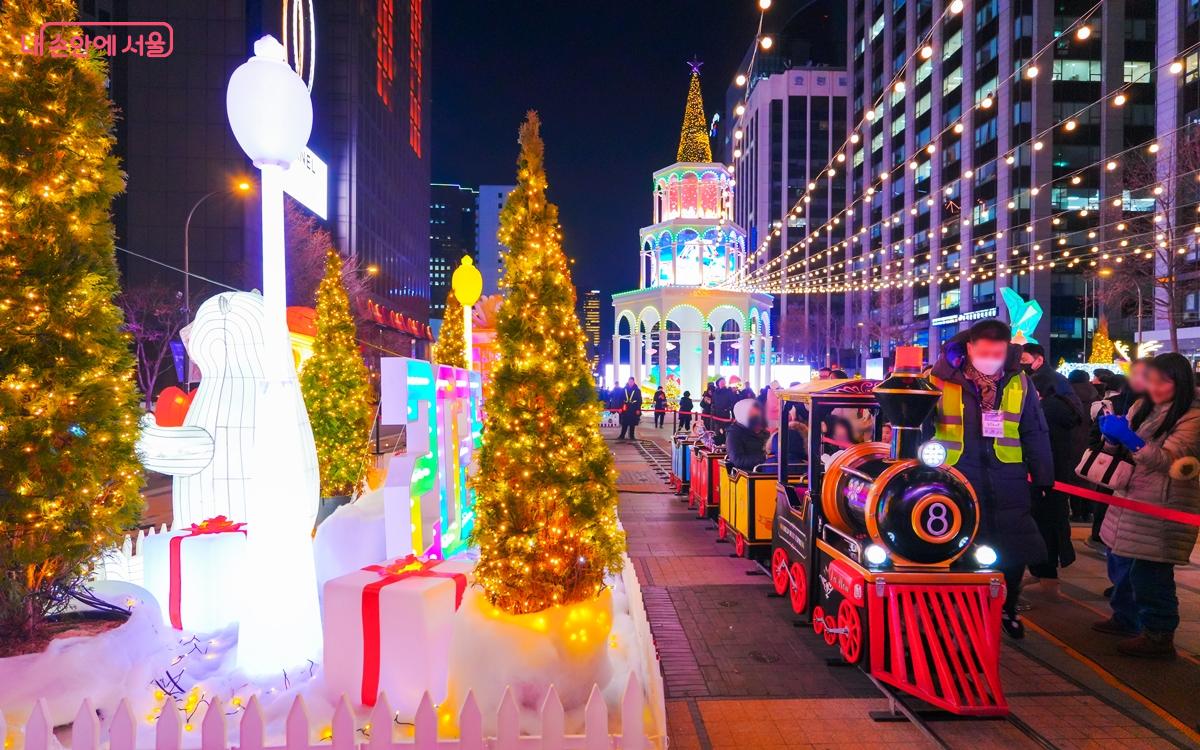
[376,0,394,108]
[408,0,423,157]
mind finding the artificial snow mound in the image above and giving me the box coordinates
[446,587,615,735]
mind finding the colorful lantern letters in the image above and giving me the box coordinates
[380,358,482,558]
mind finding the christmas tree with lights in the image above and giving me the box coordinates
[0,0,144,641]
[1089,316,1116,364]
[470,112,625,615]
[677,61,712,163]
[432,290,467,368]
[299,252,374,498]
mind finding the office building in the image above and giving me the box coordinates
[583,289,601,374]
[731,0,1165,363]
[477,185,515,296]
[429,184,479,323]
[100,0,432,352]
[727,67,850,363]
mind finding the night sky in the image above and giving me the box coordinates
[431,1,763,335]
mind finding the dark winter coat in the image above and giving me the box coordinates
[926,336,1054,568]
[711,386,736,424]
[678,395,694,415]
[1030,366,1086,568]
[725,422,769,472]
[653,391,667,413]
[614,386,642,427]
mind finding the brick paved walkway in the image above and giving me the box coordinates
[611,425,1199,750]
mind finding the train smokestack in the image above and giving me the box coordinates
[873,346,940,459]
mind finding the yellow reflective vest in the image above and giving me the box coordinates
[929,372,1027,465]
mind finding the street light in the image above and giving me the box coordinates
[225,34,320,677]
[181,179,252,389]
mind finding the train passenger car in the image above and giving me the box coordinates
[688,437,724,519]
[769,347,1009,717]
[670,431,695,494]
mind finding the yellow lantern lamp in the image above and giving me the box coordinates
[451,256,483,369]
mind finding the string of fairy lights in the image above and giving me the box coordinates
[736,55,1199,291]
[725,0,1107,284]
[718,0,1197,303]
[744,117,1200,294]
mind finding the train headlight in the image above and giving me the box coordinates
[865,544,889,566]
[974,545,998,567]
[918,441,947,468]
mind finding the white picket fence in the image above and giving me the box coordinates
[92,525,169,587]
[21,553,668,750]
[1,674,660,750]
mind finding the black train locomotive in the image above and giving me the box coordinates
[769,347,1009,716]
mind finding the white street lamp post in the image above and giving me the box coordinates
[225,35,322,677]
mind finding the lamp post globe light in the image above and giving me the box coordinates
[451,256,483,370]
[225,34,323,677]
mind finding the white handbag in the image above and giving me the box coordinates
[1076,448,1134,491]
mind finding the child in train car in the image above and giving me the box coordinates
[767,418,808,465]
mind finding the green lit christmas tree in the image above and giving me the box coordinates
[299,252,374,498]
[0,0,144,642]
[470,113,625,615]
[432,290,467,368]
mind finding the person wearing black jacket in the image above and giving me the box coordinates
[678,391,694,431]
[652,386,667,428]
[614,378,642,440]
[1023,345,1085,598]
[926,322,1054,639]
[711,377,736,438]
[725,398,769,472]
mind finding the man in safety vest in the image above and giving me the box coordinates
[926,319,1054,639]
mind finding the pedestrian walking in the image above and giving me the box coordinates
[926,320,1054,639]
[678,390,694,431]
[1092,353,1200,659]
[652,386,667,428]
[615,377,642,441]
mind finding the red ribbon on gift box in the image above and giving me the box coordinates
[359,555,468,706]
[167,516,246,630]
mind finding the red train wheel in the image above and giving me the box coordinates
[788,563,807,614]
[838,600,863,664]
[812,606,826,635]
[771,549,789,596]
[734,533,746,558]
[717,516,728,540]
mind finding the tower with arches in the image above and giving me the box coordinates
[611,63,773,396]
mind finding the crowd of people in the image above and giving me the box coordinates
[600,320,1200,660]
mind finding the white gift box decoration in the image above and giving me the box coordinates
[142,516,247,633]
[322,555,474,712]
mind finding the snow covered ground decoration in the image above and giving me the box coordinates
[1,555,666,748]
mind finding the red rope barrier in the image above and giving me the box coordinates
[1051,480,1200,527]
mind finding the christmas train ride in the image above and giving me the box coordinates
[691,347,1008,716]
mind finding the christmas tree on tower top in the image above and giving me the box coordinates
[677,59,712,163]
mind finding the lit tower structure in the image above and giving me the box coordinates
[612,61,773,395]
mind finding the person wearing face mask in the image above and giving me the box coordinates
[926,319,1054,639]
[725,398,769,472]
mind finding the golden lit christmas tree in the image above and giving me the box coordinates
[0,0,144,640]
[677,60,712,163]
[432,289,467,368]
[299,252,374,498]
[1089,316,1116,364]
[470,112,625,615]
